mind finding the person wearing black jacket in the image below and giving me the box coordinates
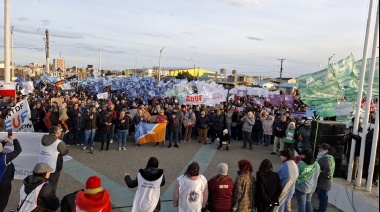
[115,111,132,150]
[49,107,60,127]
[18,163,60,211]
[271,116,288,155]
[211,110,224,143]
[252,114,263,146]
[255,159,282,212]
[125,157,165,212]
[30,103,41,132]
[99,108,113,151]
[0,135,22,212]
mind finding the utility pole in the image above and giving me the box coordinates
[4,0,11,82]
[327,54,335,68]
[158,46,165,83]
[11,26,14,78]
[45,29,50,74]
[99,49,102,75]
[75,51,78,78]
[278,59,286,92]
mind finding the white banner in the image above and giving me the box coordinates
[334,103,353,116]
[21,81,34,95]
[1,132,72,180]
[183,94,204,105]
[4,100,34,132]
[97,92,109,100]
[60,82,73,90]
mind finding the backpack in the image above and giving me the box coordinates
[44,111,52,129]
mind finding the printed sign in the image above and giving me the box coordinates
[4,100,34,132]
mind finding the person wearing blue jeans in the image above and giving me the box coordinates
[167,110,180,148]
[315,143,335,212]
[264,135,271,146]
[295,149,320,212]
[83,129,96,150]
[169,131,179,148]
[117,129,128,150]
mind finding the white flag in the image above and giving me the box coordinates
[97,92,109,100]
[21,82,34,95]
[60,83,72,90]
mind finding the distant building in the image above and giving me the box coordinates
[53,57,66,70]
[218,73,255,88]
[271,77,297,84]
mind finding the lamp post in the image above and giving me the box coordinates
[327,54,335,67]
[158,46,165,83]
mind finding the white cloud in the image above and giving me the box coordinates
[218,0,261,7]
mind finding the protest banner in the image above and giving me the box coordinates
[183,94,204,105]
[97,92,109,100]
[51,97,65,106]
[1,132,72,180]
[334,103,353,116]
[4,100,34,132]
[290,111,306,120]
[21,81,34,95]
[237,90,248,97]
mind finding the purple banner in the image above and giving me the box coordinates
[237,90,248,97]
[284,95,294,109]
[253,98,265,105]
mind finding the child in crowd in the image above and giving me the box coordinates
[59,102,69,133]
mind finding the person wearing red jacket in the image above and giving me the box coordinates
[74,176,112,212]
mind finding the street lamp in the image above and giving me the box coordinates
[328,54,335,67]
[158,46,165,83]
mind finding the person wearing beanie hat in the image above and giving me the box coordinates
[74,176,112,212]
[18,163,59,212]
[125,157,165,212]
[207,163,234,212]
[283,121,297,152]
[0,134,22,212]
[216,129,232,150]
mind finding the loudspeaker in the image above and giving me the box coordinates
[311,121,347,177]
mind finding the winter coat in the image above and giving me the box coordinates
[255,171,282,212]
[273,120,288,138]
[74,116,84,131]
[198,116,210,129]
[168,114,181,132]
[50,111,60,127]
[115,115,133,130]
[262,118,274,135]
[208,176,234,212]
[124,167,166,212]
[40,135,69,173]
[232,173,256,212]
[241,116,255,132]
[30,108,41,126]
[213,115,224,130]
[74,189,112,212]
[99,114,113,134]
[252,117,262,132]
[21,175,60,212]
[84,113,97,130]
[156,114,168,124]
[316,154,335,191]
[133,115,147,126]
[0,139,22,184]
[296,159,320,194]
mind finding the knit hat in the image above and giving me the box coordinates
[319,143,331,150]
[223,129,228,134]
[217,163,228,176]
[33,163,53,174]
[85,176,104,195]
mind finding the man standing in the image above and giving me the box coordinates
[0,135,22,212]
[271,115,288,155]
[17,163,60,211]
[39,126,69,192]
[315,143,335,212]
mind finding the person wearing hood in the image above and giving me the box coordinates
[74,175,112,212]
[173,161,208,211]
[17,163,60,212]
[38,126,69,192]
[0,135,22,212]
[298,120,311,144]
[295,150,320,212]
[125,157,166,212]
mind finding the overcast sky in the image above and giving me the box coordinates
[0,0,377,78]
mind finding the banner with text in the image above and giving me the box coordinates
[4,100,34,132]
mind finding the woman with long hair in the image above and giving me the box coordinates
[173,161,208,211]
[255,159,283,212]
[232,159,256,212]
[207,163,234,212]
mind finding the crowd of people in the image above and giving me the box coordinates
[0,80,378,211]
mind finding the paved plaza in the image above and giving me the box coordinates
[5,138,341,212]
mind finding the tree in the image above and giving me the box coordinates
[105,70,112,76]
[176,71,193,82]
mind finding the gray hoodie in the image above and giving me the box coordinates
[41,134,69,172]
